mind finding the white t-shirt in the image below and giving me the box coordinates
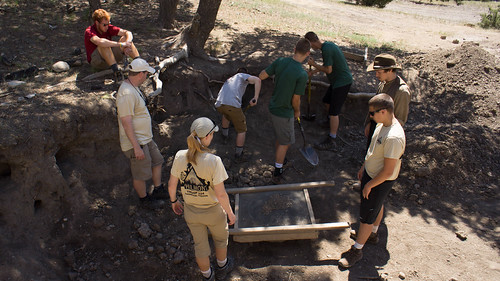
[214,73,251,108]
[116,81,152,151]
[365,121,406,180]
[170,150,228,208]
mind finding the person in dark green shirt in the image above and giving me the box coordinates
[259,38,310,183]
[305,32,353,151]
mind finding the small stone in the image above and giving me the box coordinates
[408,194,418,201]
[155,233,163,239]
[173,251,185,264]
[417,199,424,205]
[128,240,138,250]
[159,253,168,260]
[52,61,70,73]
[399,272,406,279]
[147,246,154,253]
[39,35,47,41]
[263,171,272,177]
[7,80,26,87]
[138,223,152,239]
[455,231,467,241]
[380,272,389,281]
[452,39,459,44]
[415,167,431,177]
[93,217,105,228]
[440,35,447,40]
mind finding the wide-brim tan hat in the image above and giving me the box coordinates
[366,53,402,72]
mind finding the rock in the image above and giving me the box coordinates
[399,272,406,279]
[415,167,431,177]
[93,216,105,228]
[147,246,154,253]
[7,80,26,87]
[380,272,389,281]
[159,253,168,260]
[155,233,163,239]
[408,194,418,201]
[452,39,460,44]
[417,199,424,205]
[173,251,185,264]
[446,60,459,68]
[440,35,447,40]
[138,223,152,239]
[455,230,467,241]
[39,35,47,41]
[52,61,70,73]
[71,47,82,56]
[263,171,272,177]
[128,240,139,250]
[151,223,161,232]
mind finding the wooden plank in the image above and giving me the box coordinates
[233,231,318,243]
[343,50,365,62]
[229,222,350,235]
[303,189,316,224]
[226,180,335,194]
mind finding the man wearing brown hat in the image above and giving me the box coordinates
[364,53,411,149]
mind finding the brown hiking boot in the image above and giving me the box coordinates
[338,246,363,268]
[350,229,379,244]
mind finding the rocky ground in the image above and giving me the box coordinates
[0,0,499,280]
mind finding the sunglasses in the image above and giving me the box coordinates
[100,22,110,27]
[369,108,386,116]
[204,119,217,137]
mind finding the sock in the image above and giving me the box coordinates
[217,258,227,268]
[201,268,212,278]
[235,146,243,156]
[275,163,283,169]
[353,242,364,249]
[110,63,119,73]
[329,133,337,138]
[372,225,379,233]
[222,127,229,137]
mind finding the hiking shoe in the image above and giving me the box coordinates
[314,136,337,151]
[350,229,379,245]
[338,246,363,268]
[139,195,165,210]
[150,184,169,200]
[216,256,234,280]
[202,268,215,281]
[272,167,284,185]
[234,152,249,164]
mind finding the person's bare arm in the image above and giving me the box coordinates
[247,76,261,106]
[308,57,332,74]
[292,94,301,119]
[120,115,144,160]
[168,175,183,215]
[362,158,398,199]
[213,182,236,225]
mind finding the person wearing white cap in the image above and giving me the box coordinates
[168,117,236,281]
[116,58,167,208]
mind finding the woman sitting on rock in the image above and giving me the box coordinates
[168,117,236,281]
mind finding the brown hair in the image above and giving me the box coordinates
[295,38,311,55]
[92,9,110,23]
[369,93,394,113]
[186,132,211,165]
[304,31,319,43]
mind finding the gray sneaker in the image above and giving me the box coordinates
[216,256,234,280]
[315,136,337,151]
[349,229,379,244]
[338,246,363,268]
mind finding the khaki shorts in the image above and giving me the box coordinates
[271,114,295,145]
[123,141,164,181]
[90,47,124,70]
[184,203,229,258]
[216,104,247,133]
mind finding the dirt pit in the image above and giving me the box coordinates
[0,1,499,281]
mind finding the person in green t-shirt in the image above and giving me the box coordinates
[259,38,310,183]
[305,32,353,151]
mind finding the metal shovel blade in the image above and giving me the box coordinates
[300,144,319,166]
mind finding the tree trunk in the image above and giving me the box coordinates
[88,0,101,24]
[174,0,222,58]
[158,0,179,29]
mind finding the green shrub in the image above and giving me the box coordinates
[358,0,393,8]
[480,6,500,29]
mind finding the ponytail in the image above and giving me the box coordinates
[186,132,211,165]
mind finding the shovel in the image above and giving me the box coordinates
[302,65,316,121]
[297,117,319,166]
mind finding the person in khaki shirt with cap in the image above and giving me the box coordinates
[339,94,405,268]
[364,53,411,149]
[116,58,167,208]
[168,117,235,281]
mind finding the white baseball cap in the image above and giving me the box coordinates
[128,58,155,73]
[190,117,219,138]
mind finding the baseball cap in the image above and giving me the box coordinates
[190,117,219,138]
[366,53,401,72]
[129,58,155,73]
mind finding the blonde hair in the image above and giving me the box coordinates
[186,132,211,165]
[92,9,110,23]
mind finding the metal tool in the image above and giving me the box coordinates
[297,117,319,166]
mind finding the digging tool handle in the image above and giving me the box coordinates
[297,117,307,147]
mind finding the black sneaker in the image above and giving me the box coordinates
[202,267,215,281]
[338,246,363,268]
[315,136,337,151]
[216,256,234,280]
[272,167,284,184]
[151,184,169,200]
[234,152,249,164]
